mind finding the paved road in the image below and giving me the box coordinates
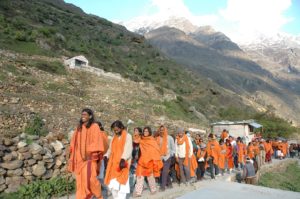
[178,180,300,199]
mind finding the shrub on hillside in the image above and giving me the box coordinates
[25,114,48,137]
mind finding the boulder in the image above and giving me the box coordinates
[0,184,7,192]
[0,160,23,170]
[3,153,13,162]
[22,151,32,160]
[3,139,13,146]
[5,176,26,193]
[12,136,20,143]
[55,158,63,167]
[33,154,42,160]
[18,146,29,153]
[27,159,36,166]
[11,151,18,159]
[52,169,61,178]
[54,149,63,156]
[24,175,35,181]
[0,168,6,176]
[42,169,53,180]
[32,163,46,177]
[20,133,27,139]
[9,145,17,152]
[17,141,27,148]
[29,143,43,155]
[46,162,55,169]
[23,170,32,177]
[7,168,23,176]
[0,144,6,151]
[0,176,5,185]
[51,140,64,153]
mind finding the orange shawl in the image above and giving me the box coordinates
[206,140,221,165]
[136,136,163,177]
[156,127,168,156]
[104,130,129,185]
[176,134,190,166]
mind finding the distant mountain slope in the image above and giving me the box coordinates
[145,26,300,126]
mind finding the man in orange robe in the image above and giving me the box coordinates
[68,109,106,199]
[252,140,261,169]
[236,138,246,170]
[247,142,255,160]
[206,133,221,178]
[104,121,133,199]
[219,140,227,175]
[264,140,273,163]
[225,140,234,172]
[134,127,163,196]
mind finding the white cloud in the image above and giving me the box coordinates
[218,0,293,43]
[124,0,219,31]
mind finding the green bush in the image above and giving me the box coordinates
[0,177,75,199]
[14,30,28,41]
[25,114,48,137]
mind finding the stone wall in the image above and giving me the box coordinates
[0,133,69,193]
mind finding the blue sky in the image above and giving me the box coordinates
[65,0,300,41]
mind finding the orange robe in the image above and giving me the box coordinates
[253,144,260,157]
[190,154,198,177]
[68,123,105,199]
[219,144,227,169]
[237,142,246,164]
[104,130,130,186]
[206,140,221,165]
[264,142,273,154]
[136,136,163,177]
[247,145,255,159]
[226,145,234,169]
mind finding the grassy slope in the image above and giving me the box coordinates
[259,162,300,192]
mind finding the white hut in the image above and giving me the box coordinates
[211,120,262,143]
[64,55,89,69]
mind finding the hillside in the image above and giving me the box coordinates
[0,0,269,138]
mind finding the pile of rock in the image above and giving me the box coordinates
[0,133,69,193]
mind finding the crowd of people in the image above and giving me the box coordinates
[67,108,298,199]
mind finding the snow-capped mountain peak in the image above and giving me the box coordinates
[121,16,198,35]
